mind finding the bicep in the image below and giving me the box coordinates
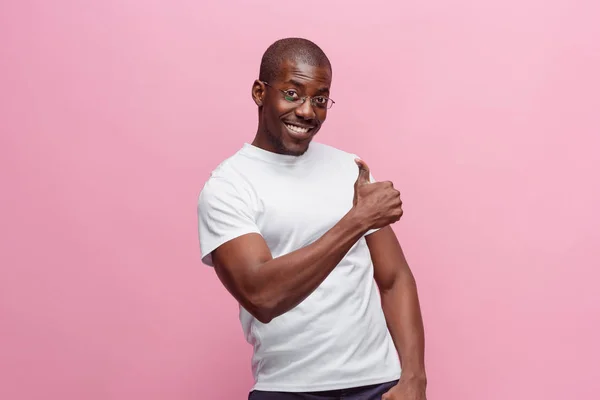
[212,233,273,304]
[198,177,271,304]
[366,226,411,292]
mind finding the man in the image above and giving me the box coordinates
[197,38,427,400]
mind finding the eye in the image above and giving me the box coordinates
[284,90,300,101]
[313,97,329,107]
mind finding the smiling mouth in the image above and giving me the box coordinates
[284,123,315,136]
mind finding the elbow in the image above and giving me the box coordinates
[377,277,398,296]
[378,268,416,295]
[215,264,278,323]
[246,293,277,324]
[254,310,274,324]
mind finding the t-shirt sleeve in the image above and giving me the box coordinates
[197,177,261,267]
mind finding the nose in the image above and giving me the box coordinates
[294,97,316,120]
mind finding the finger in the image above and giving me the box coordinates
[354,158,371,185]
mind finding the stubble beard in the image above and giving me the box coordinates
[265,126,308,157]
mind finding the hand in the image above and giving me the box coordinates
[381,377,427,400]
[352,158,403,230]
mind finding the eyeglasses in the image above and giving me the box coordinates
[261,81,335,110]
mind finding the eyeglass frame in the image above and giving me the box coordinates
[260,81,336,110]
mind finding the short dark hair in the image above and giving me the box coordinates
[259,38,332,83]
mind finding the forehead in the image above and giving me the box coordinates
[273,59,332,90]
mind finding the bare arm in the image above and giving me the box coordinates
[213,210,367,323]
[210,159,402,324]
[367,226,427,391]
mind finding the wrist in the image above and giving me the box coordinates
[400,370,427,386]
[344,208,371,236]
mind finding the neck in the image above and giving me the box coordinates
[251,130,270,151]
[252,126,286,155]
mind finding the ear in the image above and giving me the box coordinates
[251,80,266,107]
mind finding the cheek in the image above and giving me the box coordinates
[316,112,327,125]
[267,103,285,120]
[270,113,284,130]
[264,106,281,125]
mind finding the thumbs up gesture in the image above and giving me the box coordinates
[353,159,403,230]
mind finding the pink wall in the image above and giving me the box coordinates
[1,1,599,399]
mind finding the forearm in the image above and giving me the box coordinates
[381,269,427,381]
[251,210,367,322]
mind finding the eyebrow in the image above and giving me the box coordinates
[285,79,330,95]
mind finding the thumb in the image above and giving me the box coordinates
[354,158,371,186]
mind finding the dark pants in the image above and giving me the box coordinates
[248,380,398,400]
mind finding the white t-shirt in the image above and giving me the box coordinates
[197,142,401,392]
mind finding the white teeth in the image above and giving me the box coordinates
[286,124,310,134]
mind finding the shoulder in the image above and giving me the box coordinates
[198,151,253,205]
[197,171,256,223]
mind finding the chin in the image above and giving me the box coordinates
[282,143,309,156]
[282,132,318,156]
[281,135,314,156]
[264,125,316,156]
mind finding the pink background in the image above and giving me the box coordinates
[1,1,599,399]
